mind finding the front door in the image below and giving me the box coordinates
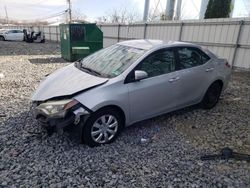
[126,48,180,123]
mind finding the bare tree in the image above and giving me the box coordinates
[96,16,107,24]
[97,7,141,24]
[72,8,87,22]
[147,8,165,22]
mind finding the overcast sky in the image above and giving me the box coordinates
[0,0,249,22]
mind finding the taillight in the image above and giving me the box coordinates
[225,61,231,68]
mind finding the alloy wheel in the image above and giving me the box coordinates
[91,115,118,144]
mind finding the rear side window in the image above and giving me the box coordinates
[177,47,210,69]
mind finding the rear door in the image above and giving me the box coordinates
[126,48,180,123]
[174,47,214,107]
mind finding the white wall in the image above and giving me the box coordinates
[99,18,250,69]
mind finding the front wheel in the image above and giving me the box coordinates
[0,36,5,41]
[201,82,222,109]
[82,108,123,147]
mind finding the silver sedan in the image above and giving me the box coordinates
[32,40,232,146]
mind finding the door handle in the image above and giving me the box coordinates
[169,77,180,83]
[206,67,214,72]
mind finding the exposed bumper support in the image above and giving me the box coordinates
[34,104,91,135]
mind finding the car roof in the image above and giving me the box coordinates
[118,39,200,50]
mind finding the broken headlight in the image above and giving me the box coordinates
[36,99,79,117]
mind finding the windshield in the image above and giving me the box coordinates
[80,44,146,78]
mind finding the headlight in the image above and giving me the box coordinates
[36,99,79,117]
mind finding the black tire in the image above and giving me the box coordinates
[0,36,5,41]
[82,108,123,147]
[40,39,45,43]
[201,82,222,109]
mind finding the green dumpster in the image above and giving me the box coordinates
[59,23,103,62]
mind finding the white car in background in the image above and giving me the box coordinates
[0,29,24,41]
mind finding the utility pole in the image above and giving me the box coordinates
[67,0,72,23]
[166,0,175,20]
[4,6,9,26]
[230,0,235,18]
[199,0,209,19]
[174,0,182,20]
[143,0,150,22]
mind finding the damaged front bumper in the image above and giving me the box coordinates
[33,99,92,131]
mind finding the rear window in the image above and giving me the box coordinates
[177,47,210,69]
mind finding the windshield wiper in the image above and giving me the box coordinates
[75,61,109,78]
[74,60,81,68]
[80,65,103,77]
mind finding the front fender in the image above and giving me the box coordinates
[73,80,130,126]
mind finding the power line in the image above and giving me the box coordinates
[242,0,250,15]
[152,0,161,18]
[35,9,68,20]
[190,0,199,12]
[180,0,189,19]
[5,9,68,22]
[159,0,164,13]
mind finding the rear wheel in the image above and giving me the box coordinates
[82,108,123,147]
[201,82,222,109]
[0,36,5,41]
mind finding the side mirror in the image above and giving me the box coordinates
[134,70,148,81]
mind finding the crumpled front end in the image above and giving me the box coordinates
[33,99,92,134]
[31,63,108,135]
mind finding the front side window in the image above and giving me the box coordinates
[177,47,210,69]
[136,49,176,78]
[79,44,146,78]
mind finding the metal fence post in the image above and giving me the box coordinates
[143,23,148,39]
[232,20,244,68]
[117,24,120,42]
[56,26,59,42]
[179,22,184,41]
[49,26,51,41]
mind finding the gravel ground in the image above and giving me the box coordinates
[0,41,250,187]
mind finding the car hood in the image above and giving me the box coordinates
[32,64,108,101]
